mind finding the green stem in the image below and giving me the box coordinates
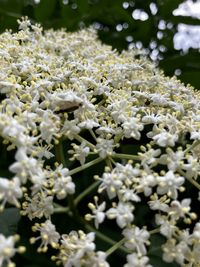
[112,153,141,161]
[184,140,200,154]
[74,134,96,150]
[55,140,66,166]
[89,129,97,142]
[55,140,77,213]
[54,207,70,213]
[149,227,160,235]
[74,181,100,206]
[68,157,103,176]
[0,8,22,18]
[53,203,70,214]
[106,238,126,257]
[84,223,129,254]
[106,157,113,169]
[179,169,200,191]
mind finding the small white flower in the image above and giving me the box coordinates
[31,220,60,252]
[9,147,42,183]
[86,197,106,229]
[22,191,53,220]
[96,138,115,158]
[89,251,110,267]
[157,170,184,199]
[182,155,200,180]
[62,119,80,140]
[0,235,19,267]
[98,170,124,199]
[162,238,187,265]
[169,198,192,221]
[39,111,60,143]
[136,174,157,197]
[159,147,184,172]
[124,253,152,267]
[69,142,90,165]
[123,226,150,255]
[78,119,99,130]
[60,230,96,267]
[155,214,177,238]
[106,202,134,228]
[122,117,144,140]
[152,130,178,147]
[148,194,169,212]
[138,147,161,167]
[0,177,22,209]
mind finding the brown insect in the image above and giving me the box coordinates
[56,101,82,113]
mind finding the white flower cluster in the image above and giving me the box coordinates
[0,17,200,266]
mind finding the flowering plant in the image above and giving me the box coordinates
[0,17,200,267]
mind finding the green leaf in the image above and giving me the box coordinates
[170,15,200,25]
[180,71,200,89]
[157,0,183,18]
[0,0,23,31]
[0,208,20,236]
[34,0,57,22]
[60,3,79,30]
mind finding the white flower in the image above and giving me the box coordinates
[60,230,96,267]
[22,191,53,220]
[138,147,161,167]
[156,170,184,199]
[0,235,18,267]
[0,81,21,93]
[31,220,60,252]
[98,171,124,199]
[86,197,106,229]
[182,155,200,180]
[124,253,152,267]
[0,177,22,209]
[162,238,187,265]
[159,147,184,171]
[69,142,90,165]
[2,117,26,139]
[122,117,144,140]
[148,194,169,212]
[136,173,157,197]
[119,188,141,203]
[123,226,150,255]
[9,147,42,184]
[106,202,134,228]
[142,112,163,124]
[62,119,80,140]
[88,251,110,267]
[152,130,178,147]
[39,111,60,143]
[53,167,75,200]
[192,222,200,239]
[155,214,177,238]
[78,119,99,130]
[96,138,115,158]
[190,130,200,140]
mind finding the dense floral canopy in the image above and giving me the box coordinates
[0,18,200,267]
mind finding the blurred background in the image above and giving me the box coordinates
[0,0,200,88]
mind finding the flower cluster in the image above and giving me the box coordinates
[0,17,199,266]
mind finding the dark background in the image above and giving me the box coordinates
[0,0,200,88]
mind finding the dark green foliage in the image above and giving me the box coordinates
[0,208,20,236]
